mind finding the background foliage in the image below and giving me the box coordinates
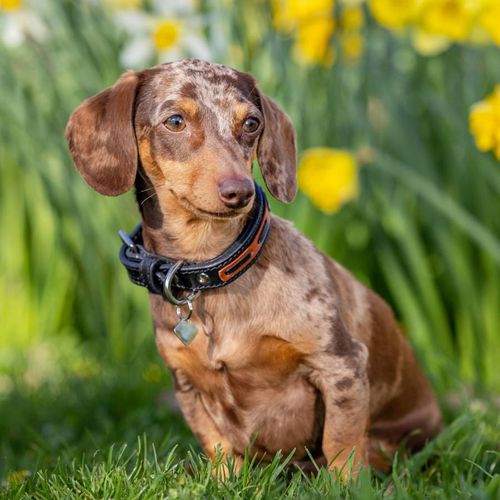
[0,0,498,496]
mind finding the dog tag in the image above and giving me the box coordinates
[173,319,199,345]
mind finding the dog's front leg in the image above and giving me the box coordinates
[172,371,243,478]
[307,332,370,479]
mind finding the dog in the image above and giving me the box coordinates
[65,59,442,478]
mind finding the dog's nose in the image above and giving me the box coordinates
[218,178,255,209]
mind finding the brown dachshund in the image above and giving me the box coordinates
[66,60,442,478]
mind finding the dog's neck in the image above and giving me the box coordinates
[135,176,246,262]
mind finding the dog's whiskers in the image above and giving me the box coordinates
[140,192,158,206]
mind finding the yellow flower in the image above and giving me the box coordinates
[479,1,500,45]
[153,19,182,51]
[411,28,452,55]
[339,5,364,61]
[0,0,22,11]
[6,470,31,486]
[104,0,143,9]
[369,0,421,29]
[340,5,365,31]
[298,148,359,213]
[467,21,492,46]
[273,0,335,66]
[341,31,365,60]
[469,85,500,160]
[339,0,365,6]
[293,16,336,66]
[273,0,334,32]
[419,0,477,41]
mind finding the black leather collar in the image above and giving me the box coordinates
[118,184,271,299]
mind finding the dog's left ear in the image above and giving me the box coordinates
[256,92,297,203]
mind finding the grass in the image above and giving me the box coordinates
[0,349,498,498]
[0,0,499,497]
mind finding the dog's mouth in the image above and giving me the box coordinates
[170,189,248,220]
[189,202,243,219]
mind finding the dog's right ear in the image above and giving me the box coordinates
[65,71,139,196]
[255,92,297,204]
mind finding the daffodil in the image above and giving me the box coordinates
[479,1,500,45]
[411,28,451,56]
[470,85,500,160]
[339,5,365,61]
[369,0,421,29]
[152,19,182,51]
[341,31,364,60]
[104,0,143,9]
[113,0,210,69]
[273,0,334,32]
[418,0,478,42]
[0,0,46,47]
[273,0,336,66]
[294,17,336,66]
[340,5,364,31]
[0,0,22,11]
[298,148,359,214]
[339,0,365,6]
[369,0,497,56]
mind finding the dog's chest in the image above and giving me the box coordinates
[157,325,322,459]
[203,366,321,459]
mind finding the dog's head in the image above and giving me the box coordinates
[65,60,297,220]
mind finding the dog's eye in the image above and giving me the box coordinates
[164,114,185,132]
[242,117,260,133]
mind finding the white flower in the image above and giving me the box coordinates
[112,0,211,69]
[0,1,47,48]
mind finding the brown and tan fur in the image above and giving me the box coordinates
[65,60,442,478]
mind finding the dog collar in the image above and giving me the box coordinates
[118,183,271,302]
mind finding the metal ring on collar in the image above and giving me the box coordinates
[176,302,193,321]
[163,260,200,306]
